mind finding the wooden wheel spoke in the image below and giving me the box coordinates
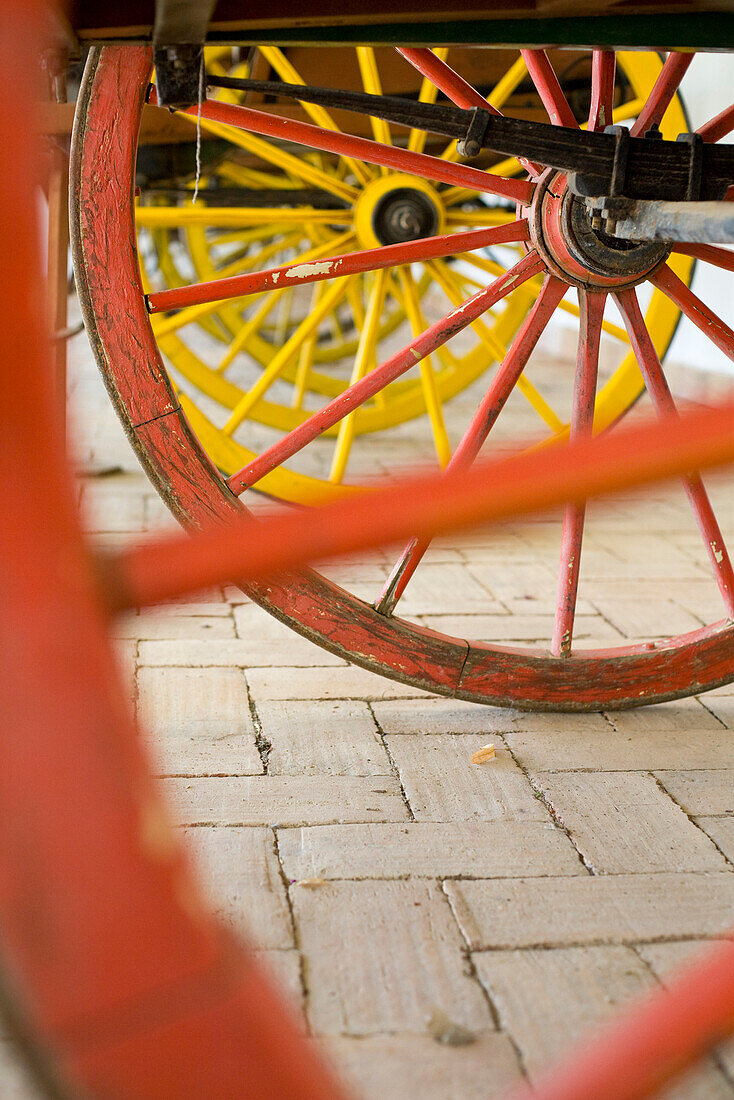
[551,291,605,657]
[698,102,734,143]
[672,242,734,274]
[223,275,357,433]
[165,100,360,204]
[149,86,536,207]
[407,48,450,155]
[152,230,344,336]
[630,51,693,136]
[357,47,392,155]
[397,267,452,467]
[328,270,389,483]
[147,220,529,314]
[135,205,351,229]
[258,46,374,186]
[398,48,540,176]
[521,49,578,129]
[225,250,545,494]
[588,50,616,131]
[375,274,568,616]
[428,257,565,434]
[615,287,734,616]
[651,263,734,362]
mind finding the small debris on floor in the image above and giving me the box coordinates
[470,744,496,765]
[296,876,326,888]
[426,1008,477,1046]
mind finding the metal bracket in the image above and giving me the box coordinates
[152,0,218,109]
[606,124,631,197]
[456,107,492,159]
[677,131,705,201]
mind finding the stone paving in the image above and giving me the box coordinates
[4,319,734,1098]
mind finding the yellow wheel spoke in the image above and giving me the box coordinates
[292,281,327,409]
[136,205,351,229]
[356,47,392,165]
[223,274,358,433]
[488,55,529,110]
[153,230,304,337]
[407,48,449,155]
[206,223,293,249]
[329,270,389,483]
[217,160,302,191]
[259,46,374,186]
[397,266,452,467]
[173,109,359,203]
[444,208,519,227]
[217,289,287,373]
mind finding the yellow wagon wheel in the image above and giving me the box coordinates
[137,47,691,504]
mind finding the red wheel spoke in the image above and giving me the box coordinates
[148,87,534,206]
[672,242,734,274]
[146,220,530,314]
[629,52,693,136]
[615,287,734,616]
[396,47,501,114]
[226,251,545,495]
[697,102,734,143]
[551,291,605,657]
[521,50,578,129]
[396,47,540,174]
[651,262,734,362]
[588,50,616,132]
[376,274,567,615]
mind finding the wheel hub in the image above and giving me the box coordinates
[527,169,669,289]
[354,173,444,249]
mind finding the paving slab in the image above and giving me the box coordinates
[473,945,733,1097]
[293,880,492,1035]
[162,775,408,826]
[655,771,734,816]
[387,736,549,822]
[246,664,433,700]
[506,726,734,773]
[114,614,236,641]
[184,826,293,949]
[278,821,582,881]
[257,700,391,776]
[445,873,734,950]
[373,698,612,735]
[138,637,345,667]
[319,1033,522,1100]
[537,771,727,873]
[605,700,724,733]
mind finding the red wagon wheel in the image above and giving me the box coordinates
[72,43,734,710]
